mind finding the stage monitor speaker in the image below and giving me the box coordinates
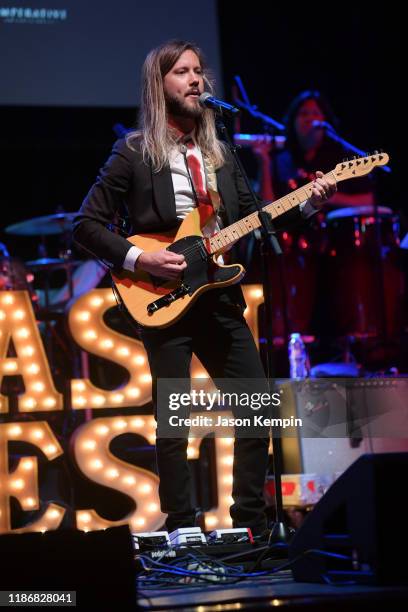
[288,452,408,585]
[0,524,136,610]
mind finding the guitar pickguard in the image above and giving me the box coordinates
[166,235,241,294]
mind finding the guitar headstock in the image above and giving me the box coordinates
[333,152,389,180]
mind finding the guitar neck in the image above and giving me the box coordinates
[207,171,336,255]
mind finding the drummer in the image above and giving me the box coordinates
[251,90,375,206]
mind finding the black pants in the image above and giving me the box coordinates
[140,287,270,535]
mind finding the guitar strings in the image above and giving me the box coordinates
[163,169,341,261]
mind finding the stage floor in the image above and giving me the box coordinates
[137,570,408,610]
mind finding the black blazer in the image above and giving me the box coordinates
[73,137,303,270]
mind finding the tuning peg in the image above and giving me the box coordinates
[373,149,379,155]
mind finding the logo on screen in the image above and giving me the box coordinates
[0,6,67,24]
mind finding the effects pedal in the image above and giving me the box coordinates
[132,531,170,551]
[207,528,254,545]
[169,527,207,547]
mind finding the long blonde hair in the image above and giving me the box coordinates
[127,40,226,172]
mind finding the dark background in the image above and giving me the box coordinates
[0,0,222,107]
[0,3,404,259]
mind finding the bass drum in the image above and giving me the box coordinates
[326,206,404,339]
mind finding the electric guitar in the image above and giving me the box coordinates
[112,152,389,328]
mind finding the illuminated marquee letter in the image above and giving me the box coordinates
[0,421,65,533]
[69,289,152,409]
[242,284,264,350]
[0,291,63,413]
[73,415,165,532]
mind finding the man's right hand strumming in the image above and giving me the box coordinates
[137,249,187,280]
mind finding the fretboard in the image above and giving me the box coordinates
[207,172,335,254]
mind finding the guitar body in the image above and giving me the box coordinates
[112,208,245,328]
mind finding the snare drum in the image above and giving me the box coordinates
[326,206,404,338]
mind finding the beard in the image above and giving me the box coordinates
[165,92,204,119]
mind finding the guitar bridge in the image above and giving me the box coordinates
[147,283,191,315]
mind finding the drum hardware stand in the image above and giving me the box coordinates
[37,230,81,380]
[216,107,292,545]
[34,237,57,371]
[37,237,51,309]
[59,220,76,302]
[373,197,388,343]
[57,230,85,382]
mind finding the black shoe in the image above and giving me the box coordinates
[164,510,198,533]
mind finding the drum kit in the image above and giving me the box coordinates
[325,205,404,340]
[2,213,80,311]
[240,204,406,350]
[0,213,80,382]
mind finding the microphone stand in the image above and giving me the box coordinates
[233,76,293,344]
[318,123,391,174]
[233,75,285,132]
[216,110,291,544]
[266,125,292,347]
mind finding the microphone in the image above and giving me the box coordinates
[312,120,335,132]
[199,92,240,116]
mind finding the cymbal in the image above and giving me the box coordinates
[5,213,76,236]
[25,257,81,270]
[326,205,394,220]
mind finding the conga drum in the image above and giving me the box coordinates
[326,206,404,339]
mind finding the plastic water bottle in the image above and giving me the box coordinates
[288,333,308,378]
